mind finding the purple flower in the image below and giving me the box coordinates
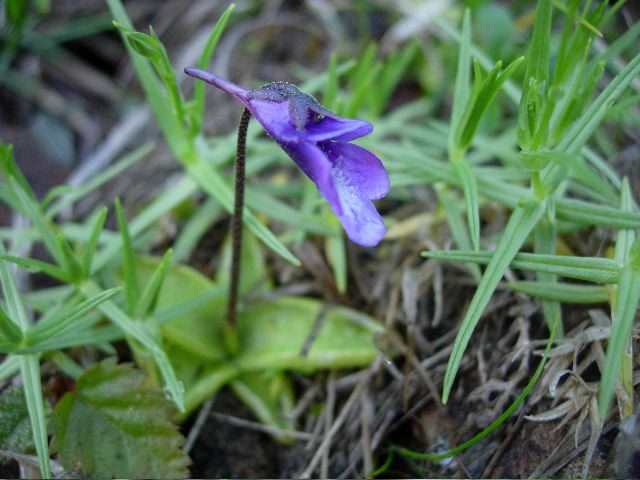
[185,67,390,247]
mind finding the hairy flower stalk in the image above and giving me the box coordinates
[185,67,390,328]
[226,107,251,329]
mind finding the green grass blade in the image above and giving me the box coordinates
[0,244,51,477]
[449,9,472,154]
[556,198,640,229]
[21,326,122,353]
[9,177,65,267]
[82,207,108,276]
[508,281,609,303]
[379,314,559,470]
[422,250,621,284]
[80,280,184,411]
[599,263,640,417]
[442,200,546,403]
[26,288,122,347]
[517,0,552,148]
[0,254,75,283]
[56,233,83,281]
[326,220,347,294]
[557,51,640,154]
[434,184,481,280]
[0,355,20,382]
[186,160,299,266]
[614,178,636,263]
[0,306,23,344]
[134,249,173,318]
[94,175,197,271]
[114,198,138,313]
[534,214,563,336]
[19,355,51,478]
[106,0,187,158]
[47,142,154,217]
[172,198,221,264]
[191,4,234,134]
[452,160,480,251]
[0,244,29,331]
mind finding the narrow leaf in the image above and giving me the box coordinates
[508,281,609,303]
[114,198,138,313]
[26,288,122,347]
[442,200,546,403]
[0,254,75,283]
[449,9,472,153]
[18,355,51,478]
[599,264,640,417]
[191,4,235,135]
[134,249,173,318]
[82,207,108,277]
[422,250,621,284]
[452,160,480,251]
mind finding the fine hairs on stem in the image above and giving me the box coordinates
[226,107,252,328]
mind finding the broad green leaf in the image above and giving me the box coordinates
[0,387,33,459]
[133,256,226,361]
[216,229,272,296]
[235,296,385,371]
[508,281,609,303]
[50,359,190,479]
[230,371,295,442]
[172,197,221,264]
[180,361,239,418]
[442,200,546,403]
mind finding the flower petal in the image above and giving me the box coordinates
[332,174,386,246]
[184,68,250,106]
[280,142,343,216]
[321,141,390,200]
[305,116,373,142]
[248,99,301,143]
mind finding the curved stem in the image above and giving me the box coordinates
[226,108,251,329]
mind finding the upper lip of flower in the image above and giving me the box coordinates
[184,67,390,247]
